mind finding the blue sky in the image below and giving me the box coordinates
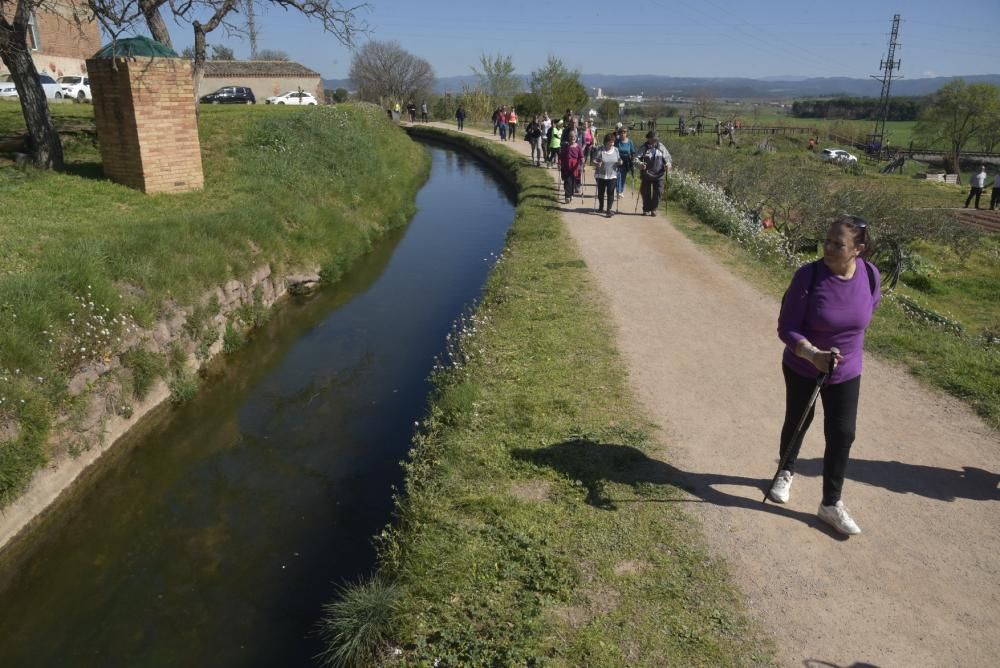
[156,0,1000,80]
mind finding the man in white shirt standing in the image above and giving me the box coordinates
[965,165,987,209]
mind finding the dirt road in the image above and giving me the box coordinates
[426,123,1000,667]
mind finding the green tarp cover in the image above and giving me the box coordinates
[93,36,179,59]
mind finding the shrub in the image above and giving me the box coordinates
[316,578,399,668]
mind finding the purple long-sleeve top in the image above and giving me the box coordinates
[777,258,881,384]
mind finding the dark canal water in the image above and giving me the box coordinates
[0,144,514,666]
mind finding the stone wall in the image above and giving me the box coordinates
[87,57,204,194]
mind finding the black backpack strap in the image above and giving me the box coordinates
[863,259,876,296]
[808,259,820,293]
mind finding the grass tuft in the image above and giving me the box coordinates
[120,347,167,400]
[316,578,400,668]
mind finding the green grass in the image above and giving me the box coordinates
[665,200,1000,429]
[320,127,775,667]
[0,101,430,506]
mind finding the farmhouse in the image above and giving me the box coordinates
[0,0,101,79]
[198,60,323,102]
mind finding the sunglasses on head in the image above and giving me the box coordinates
[844,215,869,229]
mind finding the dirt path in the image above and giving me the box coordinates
[425,123,1000,667]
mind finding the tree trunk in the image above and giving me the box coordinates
[140,0,173,48]
[0,15,64,170]
[952,142,962,185]
[192,23,206,113]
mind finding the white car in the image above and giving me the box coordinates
[820,148,858,164]
[58,75,91,102]
[0,73,65,100]
[265,91,318,106]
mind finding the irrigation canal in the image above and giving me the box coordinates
[0,143,515,666]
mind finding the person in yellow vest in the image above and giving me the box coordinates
[547,119,563,168]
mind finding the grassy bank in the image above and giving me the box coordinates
[0,102,429,506]
[320,127,774,667]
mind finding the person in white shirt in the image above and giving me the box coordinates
[592,132,622,217]
[965,165,987,209]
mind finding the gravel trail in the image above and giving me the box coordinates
[427,122,1000,667]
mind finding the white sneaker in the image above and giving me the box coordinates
[768,470,793,503]
[818,501,861,535]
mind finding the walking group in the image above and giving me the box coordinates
[447,107,882,537]
[514,110,672,217]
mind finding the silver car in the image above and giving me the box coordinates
[0,73,65,100]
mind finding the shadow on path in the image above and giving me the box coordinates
[795,457,999,502]
[512,439,847,539]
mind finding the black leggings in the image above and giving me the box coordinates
[596,178,615,209]
[778,363,861,506]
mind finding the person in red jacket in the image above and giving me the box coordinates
[560,129,584,203]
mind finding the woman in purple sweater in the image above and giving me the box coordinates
[771,215,881,535]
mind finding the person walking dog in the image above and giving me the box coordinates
[771,215,881,536]
[636,130,671,216]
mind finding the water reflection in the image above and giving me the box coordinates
[0,145,514,667]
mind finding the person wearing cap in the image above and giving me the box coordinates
[635,130,672,216]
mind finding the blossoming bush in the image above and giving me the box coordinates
[669,169,798,266]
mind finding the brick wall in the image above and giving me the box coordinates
[0,1,102,78]
[88,57,204,194]
[34,2,102,60]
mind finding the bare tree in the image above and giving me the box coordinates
[91,0,367,106]
[349,40,434,106]
[692,88,718,120]
[138,0,172,46]
[0,0,80,168]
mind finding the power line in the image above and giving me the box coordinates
[867,14,901,160]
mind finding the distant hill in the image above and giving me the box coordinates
[323,74,1000,100]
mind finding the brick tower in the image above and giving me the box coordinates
[87,38,204,194]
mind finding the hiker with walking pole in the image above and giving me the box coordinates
[592,132,622,217]
[559,129,584,204]
[636,130,671,216]
[768,215,881,536]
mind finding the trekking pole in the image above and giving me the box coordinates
[762,347,839,504]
